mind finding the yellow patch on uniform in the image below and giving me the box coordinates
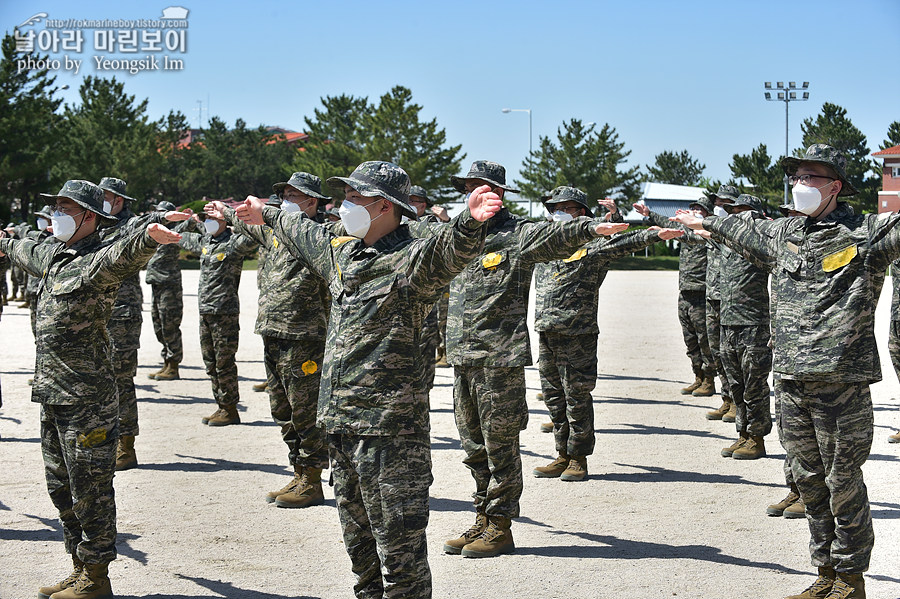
[331,236,356,248]
[77,428,107,448]
[563,248,587,263]
[482,252,504,269]
[272,237,279,249]
[216,252,226,261]
[301,360,318,375]
[201,247,208,255]
[822,245,857,272]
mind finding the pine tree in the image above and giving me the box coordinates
[880,121,900,150]
[729,144,784,205]
[645,150,705,186]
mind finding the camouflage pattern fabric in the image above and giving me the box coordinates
[538,332,597,457]
[647,210,707,292]
[199,313,240,407]
[777,379,873,572]
[454,365,526,517]
[891,259,900,322]
[263,335,327,469]
[772,379,796,487]
[720,324,772,436]
[717,215,771,327]
[420,303,439,390]
[329,432,432,599]
[150,283,183,364]
[678,290,713,377]
[705,299,730,399]
[0,255,8,299]
[437,287,450,354]
[24,229,54,335]
[178,226,258,315]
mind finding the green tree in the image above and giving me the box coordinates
[516,119,641,213]
[644,150,705,186]
[729,144,784,204]
[0,32,64,222]
[880,121,900,150]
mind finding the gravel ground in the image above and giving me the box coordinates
[1,269,898,599]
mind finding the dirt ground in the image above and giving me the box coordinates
[1,269,898,599]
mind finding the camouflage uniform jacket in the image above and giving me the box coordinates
[178,226,258,315]
[712,212,771,326]
[261,205,487,436]
[223,206,330,340]
[646,211,707,292]
[0,228,159,405]
[705,221,724,301]
[446,208,607,367]
[25,229,53,295]
[534,229,662,335]
[704,203,900,383]
[891,258,900,322]
[144,220,189,286]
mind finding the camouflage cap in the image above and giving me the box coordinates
[689,195,715,214]
[781,143,858,196]
[98,177,136,202]
[451,160,520,194]
[709,184,740,203]
[327,161,417,219]
[273,172,331,201]
[33,205,53,219]
[409,185,434,207]
[155,200,177,212]
[40,180,117,223]
[540,186,595,217]
[778,202,797,217]
[265,194,282,207]
[724,194,765,214]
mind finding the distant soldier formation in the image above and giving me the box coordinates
[0,144,897,599]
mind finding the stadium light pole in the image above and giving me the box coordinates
[502,107,533,216]
[764,81,809,204]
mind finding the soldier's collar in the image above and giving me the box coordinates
[366,225,413,253]
[66,230,103,254]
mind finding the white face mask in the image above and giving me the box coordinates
[204,219,221,235]
[551,211,574,222]
[713,206,728,218]
[339,199,384,238]
[36,217,49,231]
[51,210,84,242]
[281,200,302,214]
[791,181,833,216]
[103,200,112,214]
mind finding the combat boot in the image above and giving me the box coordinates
[722,399,737,423]
[461,515,514,558]
[265,465,303,503]
[154,360,180,381]
[539,421,554,433]
[706,398,731,420]
[767,485,801,516]
[784,566,835,599]
[560,456,588,482]
[533,454,569,478]
[681,368,704,395]
[443,512,488,554]
[721,432,749,458]
[207,405,240,426]
[146,363,166,380]
[692,375,716,397]
[783,497,806,519]
[733,435,765,460]
[824,572,865,599]
[114,435,137,471]
[50,562,113,599]
[275,467,325,508]
[252,381,268,392]
[37,556,84,598]
[201,407,223,425]
[435,346,450,367]
[888,431,900,443]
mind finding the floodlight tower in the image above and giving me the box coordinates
[764,81,809,204]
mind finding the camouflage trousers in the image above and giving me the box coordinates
[199,313,240,407]
[721,324,772,437]
[109,315,141,437]
[0,265,7,298]
[11,264,26,296]
[678,290,713,376]
[263,335,327,469]
[453,365,527,518]
[773,378,795,487]
[437,287,450,354]
[705,299,730,399]
[537,331,597,457]
[41,400,118,564]
[888,320,900,380]
[150,283,184,364]
[420,303,439,391]
[329,432,432,599]
[777,378,874,572]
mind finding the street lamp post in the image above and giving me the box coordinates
[502,107,533,217]
[764,81,809,204]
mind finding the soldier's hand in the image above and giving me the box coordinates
[235,195,265,225]
[597,197,618,214]
[695,229,712,240]
[467,185,502,222]
[431,205,450,222]
[670,211,704,230]
[203,201,228,221]
[656,227,685,240]
[631,202,650,217]
[163,210,192,222]
[147,223,183,245]
[594,222,628,236]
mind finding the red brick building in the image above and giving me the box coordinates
[873,144,900,213]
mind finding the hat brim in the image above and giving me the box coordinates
[97,184,135,203]
[272,182,331,201]
[327,176,418,220]
[542,198,595,218]
[781,157,858,196]
[41,192,118,223]
[450,176,519,195]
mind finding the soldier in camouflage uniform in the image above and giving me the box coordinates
[0,180,185,599]
[533,186,683,481]
[145,201,188,382]
[442,161,632,559]
[208,172,332,508]
[674,144,896,599]
[889,258,900,444]
[178,210,258,426]
[251,194,282,394]
[25,206,55,337]
[235,160,502,599]
[11,221,32,304]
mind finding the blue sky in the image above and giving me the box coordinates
[4,0,899,194]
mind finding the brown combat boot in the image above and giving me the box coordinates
[207,404,240,426]
[692,375,716,397]
[824,572,865,599]
[201,407,223,425]
[461,515,514,558]
[888,431,900,443]
[252,381,268,392]
[722,399,737,423]
[721,432,749,458]
[147,364,166,380]
[154,360,180,381]
[706,397,731,420]
[50,562,113,599]
[533,454,569,478]
[275,467,325,508]
[560,456,588,482]
[733,435,765,460]
[443,512,488,554]
[114,435,137,471]
[435,346,450,367]
[539,421,554,433]
[38,556,84,598]
[681,367,704,395]
[767,485,801,516]
[783,497,807,519]
[785,566,836,599]
[265,465,303,503]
